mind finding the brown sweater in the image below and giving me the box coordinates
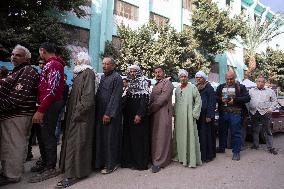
[0,62,39,120]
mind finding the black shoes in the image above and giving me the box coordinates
[31,159,45,173]
[26,153,33,161]
[250,145,259,150]
[31,164,45,173]
[0,175,20,186]
[151,165,161,173]
[269,148,278,155]
[216,147,225,153]
[28,168,60,183]
[232,153,240,161]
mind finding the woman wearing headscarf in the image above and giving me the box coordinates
[195,71,216,163]
[57,52,96,188]
[121,65,150,170]
[173,69,202,168]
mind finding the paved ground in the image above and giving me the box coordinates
[2,133,284,189]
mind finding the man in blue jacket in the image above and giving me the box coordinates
[216,71,250,161]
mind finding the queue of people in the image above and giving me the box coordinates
[0,43,279,188]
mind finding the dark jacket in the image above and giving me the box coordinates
[216,82,250,113]
[198,83,216,119]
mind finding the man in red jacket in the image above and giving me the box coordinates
[29,42,65,183]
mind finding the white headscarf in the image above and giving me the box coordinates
[195,71,208,81]
[73,52,100,93]
[178,69,188,77]
[73,52,93,77]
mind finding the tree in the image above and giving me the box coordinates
[242,14,284,74]
[104,22,210,79]
[192,0,247,58]
[0,0,87,63]
[254,48,284,83]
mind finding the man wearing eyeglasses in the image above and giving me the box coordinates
[215,71,250,161]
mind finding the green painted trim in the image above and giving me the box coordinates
[241,0,253,6]
[267,12,273,19]
[51,9,90,29]
[255,4,265,14]
[58,14,90,29]
[89,0,103,72]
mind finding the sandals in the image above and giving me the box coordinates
[55,178,78,188]
[100,165,119,174]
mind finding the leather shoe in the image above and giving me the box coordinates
[0,176,20,186]
[216,147,225,153]
[151,165,161,173]
[250,145,259,150]
[269,148,278,155]
[232,153,240,161]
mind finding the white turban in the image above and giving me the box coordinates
[77,52,91,65]
[195,71,208,81]
[178,69,188,77]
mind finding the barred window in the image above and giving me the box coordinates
[114,0,139,21]
[150,12,169,28]
[226,0,231,6]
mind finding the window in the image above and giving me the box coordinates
[112,36,121,50]
[226,0,231,6]
[114,0,139,21]
[182,0,192,11]
[150,12,169,27]
[254,14,259,21]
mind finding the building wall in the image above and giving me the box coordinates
[61,0,283,77]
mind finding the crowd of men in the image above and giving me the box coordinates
[0,43,279,188]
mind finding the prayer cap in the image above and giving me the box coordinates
[195,71,208,81]
[178,69,188,77]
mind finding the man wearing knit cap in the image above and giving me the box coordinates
[173,69,202,168]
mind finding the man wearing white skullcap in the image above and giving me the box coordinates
[178,69,188,77]
[195,71,208,81]
[173,69,202,168]
[195,71,216,163]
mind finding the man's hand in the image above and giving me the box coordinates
[134,115,141,125]
[221,97,229,103]
[205,117,212,123]
[103,115,111,125]
[227,98,234,105]
[267,108,273,114]
[32,111,44,123]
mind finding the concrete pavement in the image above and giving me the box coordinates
[2,134,284,189]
